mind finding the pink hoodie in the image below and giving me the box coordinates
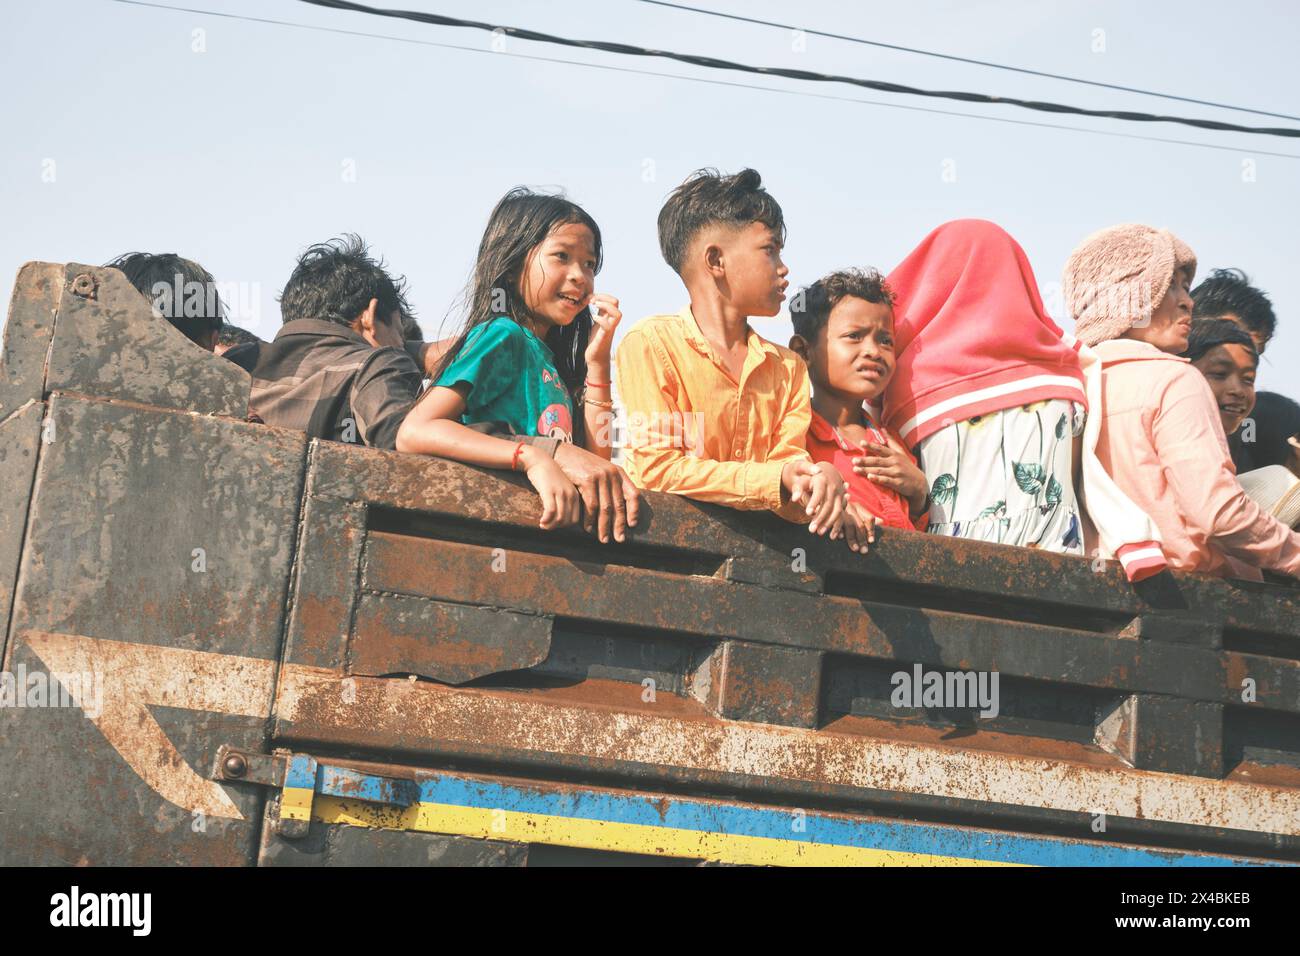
[1090,338,1300,580]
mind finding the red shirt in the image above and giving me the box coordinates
[806,410,924,531]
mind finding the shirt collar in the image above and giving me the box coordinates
[275,318,370,347]
[809,409,868,453]
[678,304,781,365]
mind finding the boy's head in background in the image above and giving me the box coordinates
[105,251,225,351]
[279,234,413,351]
[1183,317,1258,437]
[657,168,788,317]
[214,323,260,356]
[1192,268,1276,356]
[789,268,897,405]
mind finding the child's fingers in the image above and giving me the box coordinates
[538,488,558,529]
[575,481,599,534]
[562,486,581,528]
[822,490,847,539]
[620,473,640,529]
[844,513,868,553]
[610,483,629,543]
[597,475,614,544]
[804,475,827,523]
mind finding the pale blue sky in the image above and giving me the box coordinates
[3,0,1297,400]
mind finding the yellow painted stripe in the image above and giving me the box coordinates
[281,786,315,822]
[313,796,1021,867]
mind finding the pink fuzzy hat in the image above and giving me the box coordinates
[1063,224,1197,346]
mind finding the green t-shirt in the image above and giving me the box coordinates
[435,316,575,441]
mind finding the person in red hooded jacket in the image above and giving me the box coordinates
[880,220,1089,553]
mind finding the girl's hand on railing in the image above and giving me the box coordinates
[520,446,581,530]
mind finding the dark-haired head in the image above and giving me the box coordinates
[105,251,225,351]
[1184,318,1258,437]
[1191,268,1276,354]
[214,323,260,354]
[1244,391,1300,475]
[279,235,413,345]
[790,268,894,344]
[1183,317,1258,363]
[435,187,603,440]
[657,168,786,276]
[789,268,897,403]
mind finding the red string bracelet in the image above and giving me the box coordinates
[511,441,526,471]
[585,378,612,389]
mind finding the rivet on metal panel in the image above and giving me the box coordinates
[223,753,248,779]
[70,273,96,299]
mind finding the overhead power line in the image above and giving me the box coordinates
[293,0,1300,139]
[638,0,1300,124]
[107,1,1300,160]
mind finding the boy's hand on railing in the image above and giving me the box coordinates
[852,439,928,515]
[519,446,582,530]
[783,460,849,536]
[837,501,880,554]
[552,442,641,543]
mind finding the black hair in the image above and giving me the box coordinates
[433,187,602,445]
[657,168,786,275]
[1183,318,1258,364]
[1191,268,1276,350]
[216,323,260,348]
[1244,391,1300,468]
[401,313,424,342]
[790,267,894,343]
[105,251,225,348]
[279,234,414,330]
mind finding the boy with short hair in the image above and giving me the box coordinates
[1192,268,1277,356]
[788,268,928,547]
[615,168,858,546]
[230,234,426,449]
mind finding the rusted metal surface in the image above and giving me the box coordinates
[351,592,553,685]
[0,402,42,663]
[0,264,62,421]
[280,489,365,672]
[358,532,1300,716]
[45,264,251,418]
[3,260,1299,865]
[696,640,824,728]
[274,671,1300,858]
[0,387,306,864]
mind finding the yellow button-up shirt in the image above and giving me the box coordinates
[615,305,813,522]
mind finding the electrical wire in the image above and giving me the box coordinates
[107,0,1300,158]
[638,0,1300,123]
[294,0,1300,138]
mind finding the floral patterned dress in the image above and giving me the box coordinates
[915,399,1085,554]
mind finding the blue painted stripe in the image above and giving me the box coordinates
[405,772,1272,867]
[284,754,318,791]
[317,765,418,807]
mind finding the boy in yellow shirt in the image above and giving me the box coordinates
[616,168,866,549]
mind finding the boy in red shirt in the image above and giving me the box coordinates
[789,268,929,546]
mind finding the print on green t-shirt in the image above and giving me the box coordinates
[435,316,574,441]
